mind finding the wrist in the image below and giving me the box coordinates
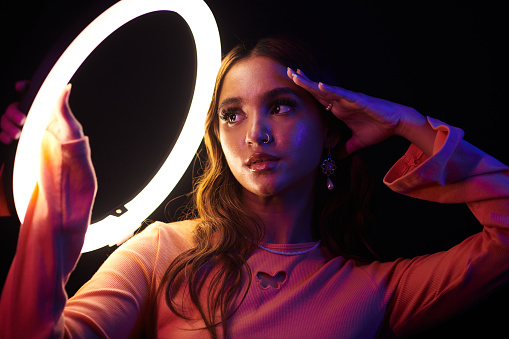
[395,110,438,156]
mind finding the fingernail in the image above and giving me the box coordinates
[319,82,332,91]
[10,127,21,139]
[15,112,26,125]
[297,69,311,79]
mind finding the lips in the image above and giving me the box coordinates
[246,153,280,171]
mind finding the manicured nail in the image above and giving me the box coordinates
[287,67,298,78]
[15,111,26,125]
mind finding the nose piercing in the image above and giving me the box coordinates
[262,133,271,144]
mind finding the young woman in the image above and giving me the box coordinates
[1,37,508,338]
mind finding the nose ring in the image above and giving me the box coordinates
[262,133,271,144]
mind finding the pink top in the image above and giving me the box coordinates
[1,117,508,338]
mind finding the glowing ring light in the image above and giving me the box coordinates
[13,0,221,252]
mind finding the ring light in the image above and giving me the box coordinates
[12,0,221,252]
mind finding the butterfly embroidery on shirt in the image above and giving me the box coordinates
[255,271,287,291]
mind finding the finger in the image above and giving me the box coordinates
[288,67,319,91]
[0,117,22,140]
[0,127,20,143]
[321,83,406,117]
[56,83,73,120]
[288,68,370,116]
[318,82,366,104]
[5,102,27,126]
[296,69,311,80]
[14,80,30,94]
[290,68,337,98]
[288,67,335,106]
[53,84,84,141]
[0,131,13,145]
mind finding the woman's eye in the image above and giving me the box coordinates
[220,109,245,124]
[273,104,293,115]
[270,98,296,115]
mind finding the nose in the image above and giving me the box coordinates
[246,113,273,145]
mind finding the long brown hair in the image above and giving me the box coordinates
[148,36,377,338]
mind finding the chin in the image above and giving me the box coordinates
[246,179,302,200]
[242,181,284,199]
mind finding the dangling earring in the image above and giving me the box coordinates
[321,147,337,190]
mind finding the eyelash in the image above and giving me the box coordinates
[219,97,298,123]
[219,107,241,123]
[270,97,297,115]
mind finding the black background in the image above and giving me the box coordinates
[1,1,507,337]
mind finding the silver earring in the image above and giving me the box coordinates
[321,147,336,190]
[262,133,271,144]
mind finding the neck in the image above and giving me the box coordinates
[242,181,316,244]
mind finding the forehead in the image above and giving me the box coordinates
[219,56,299,101]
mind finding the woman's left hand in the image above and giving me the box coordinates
[288,68,434,157]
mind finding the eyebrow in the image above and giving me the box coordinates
[217,87,300,112]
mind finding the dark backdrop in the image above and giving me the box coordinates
[0,1,506,337]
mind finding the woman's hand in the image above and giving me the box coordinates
[0,81,29,145]
[46,84,84,142]
[288,68,437,157]
[0,82,82,144]
[0,83,84,216]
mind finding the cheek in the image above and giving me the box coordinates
[285,121,326,161]
[219,129,242,168]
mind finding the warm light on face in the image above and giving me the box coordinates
[13,0,221,252]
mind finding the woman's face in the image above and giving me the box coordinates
[218,56,328,199]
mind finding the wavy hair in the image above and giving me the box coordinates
[147,36,377,338]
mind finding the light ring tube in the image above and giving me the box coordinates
[13,0,221,252]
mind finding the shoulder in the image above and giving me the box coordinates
[114,219,200,279]
[117,219,199,263]
[132,219,199,251]
[144,219,198,245]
